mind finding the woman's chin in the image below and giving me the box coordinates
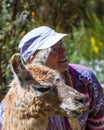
[58,64,68,72]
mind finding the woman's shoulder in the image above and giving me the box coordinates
[68,63,92,72]
[68,64,94,81]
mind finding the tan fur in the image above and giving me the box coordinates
[3,53,86,130]
[3,81,48,130]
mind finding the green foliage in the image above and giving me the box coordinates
[0,0,31,87]
[63,16,104,84]
[65,16,104,61]
[0,0,104,94]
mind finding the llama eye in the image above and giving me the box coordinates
[37,87,51,92]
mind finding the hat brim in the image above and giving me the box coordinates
[37,33,68,50]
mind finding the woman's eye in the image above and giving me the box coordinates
[52,47,59,51]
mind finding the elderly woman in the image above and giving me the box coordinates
[0,26,104,130]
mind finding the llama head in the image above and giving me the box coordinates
[10,53,86,119]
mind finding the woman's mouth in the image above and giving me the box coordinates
[58,58,67,63]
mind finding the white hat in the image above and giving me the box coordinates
[18,26,68,62]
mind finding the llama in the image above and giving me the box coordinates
[2,53,86,130]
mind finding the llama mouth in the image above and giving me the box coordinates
[72,109,84,117]
[66,108,84,118]
[59,103,85,118]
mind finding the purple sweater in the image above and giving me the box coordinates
[0,64,104,130]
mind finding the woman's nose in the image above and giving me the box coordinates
[59,45,66,55]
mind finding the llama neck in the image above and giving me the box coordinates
[31,117,49,130]
[3,114,48,130]
[62,70,73,87]
[3,81,49,130]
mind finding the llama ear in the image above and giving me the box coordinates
[10,53,37,88]
[10,53,23,74]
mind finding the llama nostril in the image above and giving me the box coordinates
[75,96,87,104]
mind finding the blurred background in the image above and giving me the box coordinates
[0,0,104,100]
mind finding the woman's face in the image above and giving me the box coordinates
[45,40,68,72]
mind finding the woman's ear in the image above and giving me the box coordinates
[28,51,39,63]
[29,55,35,63]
